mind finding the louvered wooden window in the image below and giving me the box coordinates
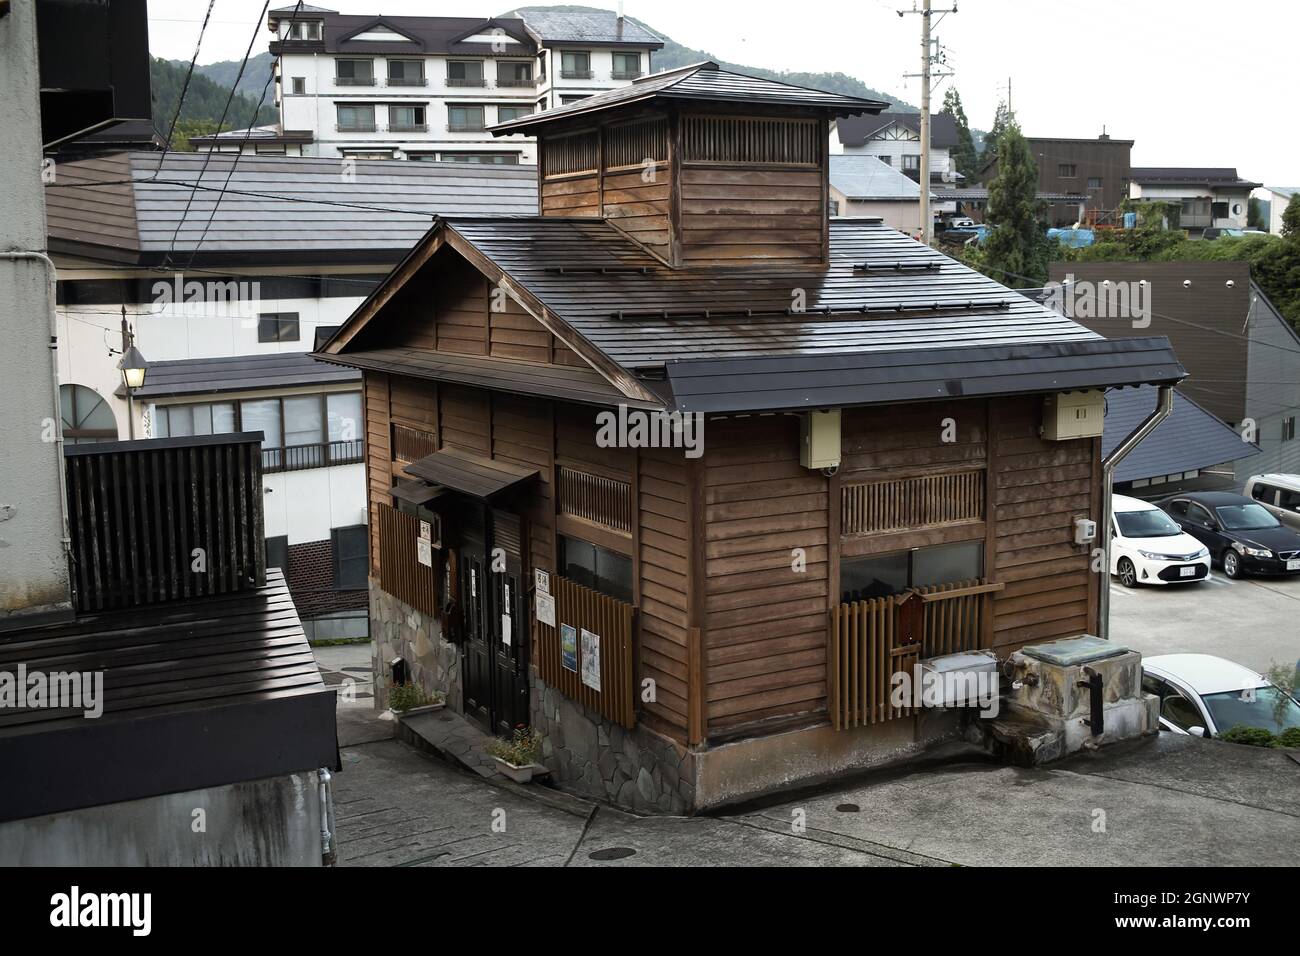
[558,467,632,533]
[842,469,985,536]
[604,116,668,170]
[542,130,599,178]
[392,423,437,463]
[682,115,821,166]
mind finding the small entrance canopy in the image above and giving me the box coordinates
[403,447,539,502]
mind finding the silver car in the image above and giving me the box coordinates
[1245,474,1300,533]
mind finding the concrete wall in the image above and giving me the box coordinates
[0,2,72,619]
[0,772,323,866]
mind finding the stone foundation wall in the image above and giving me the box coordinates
[370,582,460,713]
[529,670,696,815]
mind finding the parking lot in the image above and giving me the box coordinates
[1110,568,1300,676]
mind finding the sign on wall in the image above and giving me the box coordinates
[535,568,550,594]
[561,623,578,673]
[580,628,601,692]
[536,590,556,627]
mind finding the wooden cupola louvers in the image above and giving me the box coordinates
[489,62,889,270]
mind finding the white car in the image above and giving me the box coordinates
[1110,494,1210,587]
[1143,654,1300,738]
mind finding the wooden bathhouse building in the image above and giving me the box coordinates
[316,63,1185,812]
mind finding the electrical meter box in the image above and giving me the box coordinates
[800,409,841,469]
[1042,390,1105,440]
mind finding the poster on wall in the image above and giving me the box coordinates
[417,538,432,568]
[501,613,512,646]
[536,590,556,627]
[580,629,601,692]
[560,624,578,673]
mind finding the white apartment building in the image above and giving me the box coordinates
[45,150,536,635]
[831,111,959,184]
[242,6,662,162]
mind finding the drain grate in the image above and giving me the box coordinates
[588,847,637,861]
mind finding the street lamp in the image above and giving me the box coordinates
[117,314,148,438]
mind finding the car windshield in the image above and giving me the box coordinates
[1202,686,1300,733]
[1214,503,1281,531]
[1116,509,1182,538]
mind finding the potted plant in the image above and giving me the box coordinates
[486,726,542,783]
[387,682,445,718]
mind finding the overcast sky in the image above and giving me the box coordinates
[146,0,1297,186]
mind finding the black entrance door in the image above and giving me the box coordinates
[458,505,530,734]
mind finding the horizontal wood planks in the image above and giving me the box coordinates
[541,173,601,217]
[639,446,690,737]
[679,165,825,266]
[602,167,670,254]
[703,415,829,733]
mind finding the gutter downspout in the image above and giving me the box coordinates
[1,250,72,572]
[1098,385,1174,639]
[319,767,336,866]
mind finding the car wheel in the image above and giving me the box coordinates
[1118,557,1139,588]
[1222,550,1242,579]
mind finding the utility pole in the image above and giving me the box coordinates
[900,1,956,244]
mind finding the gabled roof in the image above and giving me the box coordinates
[830,155,928,201]
[270,13,536,55]
[517,9,664,47]
[836,111,959,149]
[1131,167,1261,189]
[491,62,889,135]
[44,151,537,266]
[319,216,1186,414]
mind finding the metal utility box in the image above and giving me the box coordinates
[800,409,841,469]
[919,651,999,708]
[1042,390,1105,440]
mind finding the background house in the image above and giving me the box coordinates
[45,150,536,636]
[1128,168,1261,234]
[255,5,662,163]
[832,110,958,185]
[828,155,930,233]
[1258,185,1297,235]
[981,133,1133,227]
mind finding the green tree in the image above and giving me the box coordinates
[986,99,1015,150]
[941,87,978,179]
[974,124,1051,287]
[1281,192,1300,240]
[166,118,228,152]
[1248,196,1266,231]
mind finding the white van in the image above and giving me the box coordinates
[1110,494,1211,587]
[1245,474,1300,533]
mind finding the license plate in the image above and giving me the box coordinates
[1288,559,1300,571]
[1180,566,1197,578]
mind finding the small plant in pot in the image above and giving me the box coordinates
[487,726,542,783]
[387,682,445,717]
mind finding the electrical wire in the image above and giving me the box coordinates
[152,0,219,180]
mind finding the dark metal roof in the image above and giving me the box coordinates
[390,479,446,506]
[442,217,1116,367]
[836,111,959,149]
[665,338,1185,414]
[404,448,539,501]
[518,10,664,47]
[45,151,537,265]
[312,346,655,408]
[0,569,337,823]
[1131,167,1261,188]
[491,61,888,135]
[934,186,1088,202]
[269,13,535,55]
[1103,385,1259,484]
[132,351,360,399]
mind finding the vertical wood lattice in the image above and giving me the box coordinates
[603,116,669,169]
[535,575,636,728]
[557,466,632,533]
[542,130,599,178]
[377,502,438,617]
[841,469,985,536]
[681,115,821,166]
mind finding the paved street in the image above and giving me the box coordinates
[1110,569,1300,675]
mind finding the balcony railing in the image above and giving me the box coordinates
[560,69,595,79]
[388,123,429,133]
[446,76,486,87]
[336,122,377,133]
[335,76,376,86]
[497,76,536,87]
[447,123,487,133]
[263,439,364,474]
[386,76,427,86]
[611,70,643,80]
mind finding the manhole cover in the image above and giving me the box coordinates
[588,847,637,861]
[835,803,860,813]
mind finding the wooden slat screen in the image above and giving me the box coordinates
[682,115,821,166]
[842,469,985,536]
[542,130,599,178]
[557,467,632,533]
[377,502,438,617]
[536,575,635,729]
[64,435,265,612]
[392,423,437,463]
[829,578,1003,730]
[604,116,668,169]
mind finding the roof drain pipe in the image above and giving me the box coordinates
[319,767,337,867]
[1098,385,1174,640]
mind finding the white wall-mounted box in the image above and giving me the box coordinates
[800,409,841,469]
[1042,390,1105,440]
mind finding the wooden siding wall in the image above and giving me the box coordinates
[638,446,690,738]
[702,415,829,735]
[541,173,602,218]
[989,397,1099,652]
[365,373,391,573]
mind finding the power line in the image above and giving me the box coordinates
[152,0,218,181]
